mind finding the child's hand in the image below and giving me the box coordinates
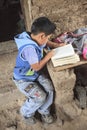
[47,41,66,49]
[46,50,55,60]
[58,42,66,47]
[48,49,54,57]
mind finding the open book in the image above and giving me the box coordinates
[51,44,80,67]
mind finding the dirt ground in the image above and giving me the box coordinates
[0,0,87,129]
[0,44,87,130]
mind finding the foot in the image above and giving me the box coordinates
[23,116,36,125]
[41,114,54,124]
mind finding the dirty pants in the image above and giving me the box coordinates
[13,74,54,118]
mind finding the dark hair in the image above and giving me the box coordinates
[31,17,56,35]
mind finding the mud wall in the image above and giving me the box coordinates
[22,0,87,34]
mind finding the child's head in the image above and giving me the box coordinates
[31,17,56,45]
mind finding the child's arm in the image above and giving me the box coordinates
[47,40,66,49]
[31,50,54,71]
[30,41,66,71]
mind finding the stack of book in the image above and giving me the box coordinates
[51,44,80,67]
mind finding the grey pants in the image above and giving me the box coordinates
[13,74,54,118]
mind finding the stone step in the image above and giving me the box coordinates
[0,40,17,55]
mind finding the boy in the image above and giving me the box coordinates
[13,17,63,125]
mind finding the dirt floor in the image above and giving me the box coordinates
[0,0,87,129]
[0,43,87,130]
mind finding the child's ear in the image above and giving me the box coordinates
[41,33,46,39]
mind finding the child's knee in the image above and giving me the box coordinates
[29,85,47,104]
[40,92,46,103]
[34,89,47,104]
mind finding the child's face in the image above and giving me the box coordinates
[38,33,52,45]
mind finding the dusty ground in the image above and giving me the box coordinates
[0,0,87,129]
[0,42,87,130]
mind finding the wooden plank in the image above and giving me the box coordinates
[47,57,87,72]
[20,0,32,31]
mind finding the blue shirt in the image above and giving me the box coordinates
[22,45,38,65]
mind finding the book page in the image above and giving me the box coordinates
[51,54,80,67]
[51,44,75,60]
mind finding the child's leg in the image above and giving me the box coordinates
[13,79,46,118]
[37,74,54,115]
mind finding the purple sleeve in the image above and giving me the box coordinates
[22,46,39,65]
